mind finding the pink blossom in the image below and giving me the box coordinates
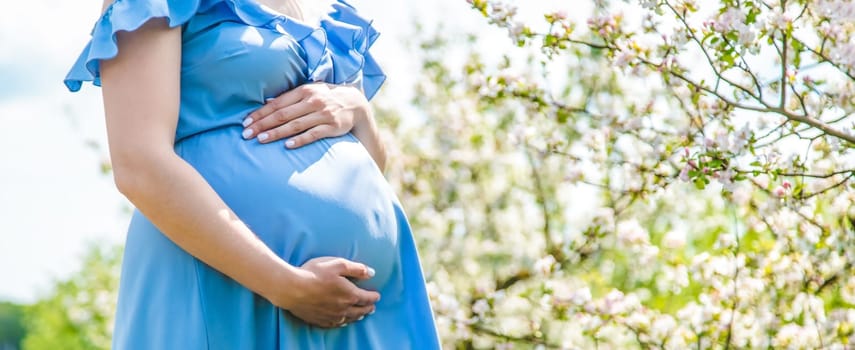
[679,165,691,182]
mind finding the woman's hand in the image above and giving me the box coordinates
[274,257,380,328]
[242,83,367,148]
[242,82,387,170]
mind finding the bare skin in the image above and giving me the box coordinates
[99,2,380,328]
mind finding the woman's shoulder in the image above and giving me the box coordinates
[97,0,207,28]
[64,0,210,92]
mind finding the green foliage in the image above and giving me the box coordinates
[21,246,120,350]
[0,302,25,350]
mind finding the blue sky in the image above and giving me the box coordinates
[0,0,560,303]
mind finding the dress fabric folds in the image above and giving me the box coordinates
[65,0,439,348]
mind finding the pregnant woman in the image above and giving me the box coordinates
[64,0,439,348]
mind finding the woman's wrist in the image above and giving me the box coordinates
[350,105,374,136]
[351,112,386,169]
[259,261,305,310]
[343,86,387,169]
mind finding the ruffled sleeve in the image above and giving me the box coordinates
[64,0,202,92]
[315,0,386,100]
[64,0,386,100]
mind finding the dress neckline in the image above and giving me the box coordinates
[245,0,313,27]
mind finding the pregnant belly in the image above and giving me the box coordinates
[175,126,399,290]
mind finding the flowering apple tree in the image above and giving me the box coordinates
[378,0,855,348]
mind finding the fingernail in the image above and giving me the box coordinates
[242,117,253,127]
[358,316,364,321]
[242,128,254,139]
[265,98,275,102]
[258,132,269,142]
[285,139,296,148]
[367,267,375,277]
[369,309,375,315]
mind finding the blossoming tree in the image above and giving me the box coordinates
[378,0,855,348]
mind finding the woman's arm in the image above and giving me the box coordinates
[241,83,387,171]
[100,15,378,328]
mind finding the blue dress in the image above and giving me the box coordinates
[64,0,440,348]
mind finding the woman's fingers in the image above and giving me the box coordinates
[344,304,375,323]
[302,304,374,328]
[335,258,376,280]
[290,297,372,328]
[242,99,314,141]
[325,258,380,306]
[283,124,338,149]
[303,314,344,329]
[345,283,381,307]
[255,113,327,144]
[243,88,305,127]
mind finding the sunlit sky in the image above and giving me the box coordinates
[0,0,568,303]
